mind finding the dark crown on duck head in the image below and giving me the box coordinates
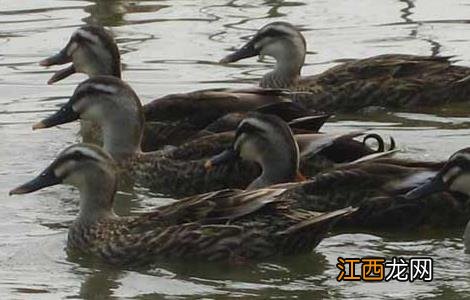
[32,76,144,132]
[405,147,470,200]
[206,112,302,189]
[9,144,116,196]
[234,112,299,159]
[220,21,306,64]
[40,25,121,84]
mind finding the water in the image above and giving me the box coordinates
[1,0,470,298]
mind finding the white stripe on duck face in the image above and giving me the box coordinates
[255,26,291,50]
[450,151,470,163]
[66,28,101,57]
[442,166,462,184]
[89,83,119,94]
[449,173,470,196]
[54,160,78,178]
[75,28,101,44]
[61,145,111,164]
[72,83,118,113]
[240,117,272,134]
[66,41,79,56]
[76,82,119,95]
[442,151,470,184]
[52,145,109,178]
[234,118,269,155]
[259,23,299,38]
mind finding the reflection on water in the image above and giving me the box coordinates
[2,0,470,299]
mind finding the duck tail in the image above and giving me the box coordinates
[362,133,396,152]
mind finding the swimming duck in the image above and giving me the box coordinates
[405,148,470,250]
[158,126,389,177]
[221,21,470,112]
[39,25,322,150]
[9,143,356,265]
[32,76,258,196]
[205,115,466,230]
[31,76,391,196]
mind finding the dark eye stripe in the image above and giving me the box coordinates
[60,151,99,164]
[255,24,306,49]
[50,151,98,178]
[72,33,95,45]
[446,171,462,187]
[235,122,264,140]
[448,156,470,171]
[259,28,290,39]
[73,86,115,104]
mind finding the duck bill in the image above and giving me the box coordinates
[220,40,259,63]
[9,167,61,195]
[204,149,239,170]
[46,65,76,85]
[404,176,446,200]
[39,47,76,84]
[40,48,72,67]
[33,103,79,130]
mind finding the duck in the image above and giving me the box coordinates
[158,126,392,178]
[9,143,356,265]
[39,25,323,151]
[32,76,256,196]
[31,76,392,196]
[404,148,470,251]
[204,113,467,230]
[220,21,470,112]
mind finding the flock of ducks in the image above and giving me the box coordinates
[8,21,470,265]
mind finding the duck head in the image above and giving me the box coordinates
[40,25,121,84]
[33,76,144,160]
[405,148,470,200]
[205,112,303,189]
[10,144,118,223]
[220,22,306,87]
[405,148,470,253]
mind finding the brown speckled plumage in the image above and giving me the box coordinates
[9,144,354,265]
[122,153,260,197]
[289,54,470,112]
[159,129,390,178]
[41,25,332,151]
[66,188,355,265]
[204,115,468,230]
[284,158,470,229]
[222,22,470,112]
[36,76,391,197]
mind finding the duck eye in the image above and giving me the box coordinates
[73,33,94,45]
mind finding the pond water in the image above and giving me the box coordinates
[2,0,470,299]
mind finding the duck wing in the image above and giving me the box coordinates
[143,88,290,124]
[295,54,470,111]
[286,161,438,211]
[124,188,287,232]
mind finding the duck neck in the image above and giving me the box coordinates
[260,50,304,89]
[102,113,143,162]
[76,170,118,225]
[247,149,298,189]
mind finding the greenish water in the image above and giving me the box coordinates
[1,0,470,299]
